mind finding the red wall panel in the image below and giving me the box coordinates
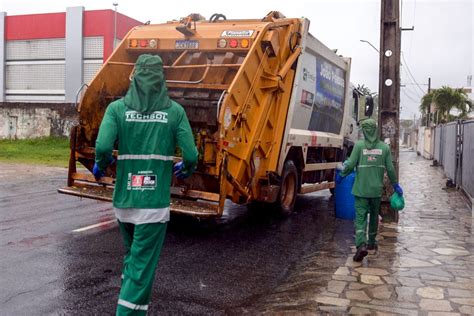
[84,10,141,60]
[5,9,141,60]
[5,13,66,40]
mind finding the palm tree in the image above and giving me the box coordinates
[419,91,434,113]
[419,86,473,123]
[356,84,377,96]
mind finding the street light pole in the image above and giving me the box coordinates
[113,2,118,49]
[359,39,380,53]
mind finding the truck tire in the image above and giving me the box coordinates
[277,160,298,215]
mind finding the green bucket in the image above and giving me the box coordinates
[390,192,405,211]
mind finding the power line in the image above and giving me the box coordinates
[401,83,428,86]
[402,80,424,99]
[402,89,421,103]
[407,0,417,59]
[401,52,423,94]
[401,0,417,57]
[401,91,418,104]
[401,52,422,94]
[401,51,426,95]
[403,84,423,100]
[400,67,424,99]
[412,0,417,30]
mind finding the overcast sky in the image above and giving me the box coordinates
[1,0,472,119]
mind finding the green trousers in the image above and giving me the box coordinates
[116,221,167,316]
[354,197,381,248]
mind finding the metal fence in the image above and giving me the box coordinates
[433,125,443,164]
[431,120,474,203]
[442,122,458,183]
[461,120,474,200]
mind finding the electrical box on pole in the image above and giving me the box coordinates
[378,0,401,222]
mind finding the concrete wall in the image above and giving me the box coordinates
[0,103,77,139]
[417,127,425,156]
[423,127,433,159]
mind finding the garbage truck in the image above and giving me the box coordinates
[58,11,373,216]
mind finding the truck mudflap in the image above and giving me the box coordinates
[58,180,221,217]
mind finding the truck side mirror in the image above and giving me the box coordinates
[352,90,359,121]
[365,95,374,117]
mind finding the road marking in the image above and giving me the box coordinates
[72,219,116,233]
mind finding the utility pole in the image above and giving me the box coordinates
[378,0,401,222]
[427,77,431,126]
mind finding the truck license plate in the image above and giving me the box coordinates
[175,40,199,49]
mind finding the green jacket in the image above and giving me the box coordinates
[340,119,397,198]
[95,54,198,209]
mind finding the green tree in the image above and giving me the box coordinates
[419,91,434,114]
[419,86,473,123]
[356,84,376,96]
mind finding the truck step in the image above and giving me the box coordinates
[58,183,220,217]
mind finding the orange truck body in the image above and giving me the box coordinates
[59,12,358,216]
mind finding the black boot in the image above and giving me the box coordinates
[368,243,378,251]
[353,244,368,262]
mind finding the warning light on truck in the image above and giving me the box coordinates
[229,39,238,48]
[217,39,227,48]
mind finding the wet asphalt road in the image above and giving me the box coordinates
[0,163,353,315]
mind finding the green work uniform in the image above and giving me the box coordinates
[340,119,397,248]
[95,54,198,315]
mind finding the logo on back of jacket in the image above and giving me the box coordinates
[363,149,382,162]
[127,172,157,191]
[125,111,168,123]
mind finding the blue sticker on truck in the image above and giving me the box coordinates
[308,56,346,134]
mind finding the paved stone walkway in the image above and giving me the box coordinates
[242,150,473,315]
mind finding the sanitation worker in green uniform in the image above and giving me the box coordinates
[93,54,198,315]
[337,118,403,262]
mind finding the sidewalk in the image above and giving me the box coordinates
[244,150,474,315]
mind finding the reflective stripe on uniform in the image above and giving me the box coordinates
[118,299,149,311]
[117,154,174,161]
[358,165,386,169]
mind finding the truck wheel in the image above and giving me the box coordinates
[277,160,298,215]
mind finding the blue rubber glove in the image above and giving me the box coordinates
[92,163,105,181]
[173,161,190,180]
[392,183,403,196]
[92,157,115,181]
[335,172,344,184]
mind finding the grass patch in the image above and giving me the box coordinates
[0,136,70,167]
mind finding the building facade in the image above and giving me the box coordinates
[0,7,141,103]
[0,7,141,139]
